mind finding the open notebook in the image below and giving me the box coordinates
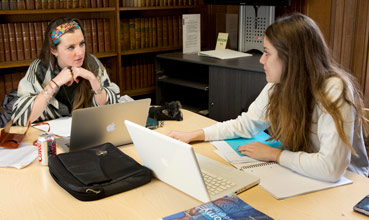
[212,132,353,199]
[232,162,352,199]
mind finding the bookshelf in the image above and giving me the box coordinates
[0,0,208,105]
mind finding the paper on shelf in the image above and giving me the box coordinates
[198,49,252,59]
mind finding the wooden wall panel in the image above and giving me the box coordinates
[305,0,332,45]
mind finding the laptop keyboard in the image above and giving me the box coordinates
[201,171,236,195]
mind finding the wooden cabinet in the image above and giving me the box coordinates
[156,52,266,122]
[0,0,207,105]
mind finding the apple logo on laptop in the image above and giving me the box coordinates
[106,122,115,132]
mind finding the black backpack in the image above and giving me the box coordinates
[48,142,152,201]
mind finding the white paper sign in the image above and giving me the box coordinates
[182,14,201,54]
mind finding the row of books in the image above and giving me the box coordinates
[120,15,182,50]
[0,71,26,107]
[0,19,112,63]
[119,55,155,91]
[0,0,109,10]
[121,0,200,7]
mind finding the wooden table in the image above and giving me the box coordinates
[0,109,368,219]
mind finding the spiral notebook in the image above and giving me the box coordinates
[232,162,352,199]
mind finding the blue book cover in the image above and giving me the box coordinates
[225,132,283,157]
[161,194,273,220]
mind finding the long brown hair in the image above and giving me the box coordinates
[39,17,98,111]
[265,13,366,154]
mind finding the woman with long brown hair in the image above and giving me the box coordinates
[168,13,369,181]
[12,17,120,126]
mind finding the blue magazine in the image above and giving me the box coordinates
[225,132,283,157]
[161,194,273,220]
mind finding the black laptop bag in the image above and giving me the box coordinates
[48,142,152,201]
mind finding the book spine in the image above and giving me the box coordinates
[173,15,179,46]
[59,0,64,8]
[41,22,48,43]
[25,0,35,8]
[156,16,162,48]
[102,0,107,7]
[144,18,149,48]
[41,0,48,9]
[8,23,17,61]
[17,0,26,9]
[97,19,105,52]
[130,57,136,90]
[179,15,183,47]
[48,0,55,8]
[140,18,144,49]
[148,17,153,48]
[2,24,11,62]
[90,0,96,8]
[0,25,4,62]
[29,22,37,59]
[125,58,131,91]
[136,57,140,89]
[84,0,90,7]
[54,0,60,8]
[34,22,43,58]
[83,20,93,53]
[134,18,141,49]
[167,16,173,46]
[67,0,72,8]
[121,19,130,50]
[152,17,157,48]
[103,19,111,52]
[2,0,10,10]
[14,23,25,61]
[72,0,78,8]
[129,18,136,50]
[91,19,98,53]
[21,23,31,60]
[9,0,17,9]
[78,0,85,7]
[162,16,168,47]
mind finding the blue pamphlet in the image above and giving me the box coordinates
[161,194,273,220]
[225,132,282,157]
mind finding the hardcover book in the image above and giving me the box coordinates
[21,23,31,60]
[28,22,37,59]
[8,23,18,61]
[14,23,25,61]
[161,194,273,220]
[103,19,111,52]
[0,25,5,62]
[97,19,105,52]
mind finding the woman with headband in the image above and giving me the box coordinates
[11,18,120,126]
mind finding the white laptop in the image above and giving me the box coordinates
[124,120,260,203]
[58,98,151,152]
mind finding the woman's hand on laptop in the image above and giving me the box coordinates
[167,130,205,143]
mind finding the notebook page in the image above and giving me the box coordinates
[233,162,353,199]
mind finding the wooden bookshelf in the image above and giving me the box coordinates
[0,0,207,103]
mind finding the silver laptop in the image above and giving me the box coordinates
[58,98,151,152]
[124,120,260,203]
